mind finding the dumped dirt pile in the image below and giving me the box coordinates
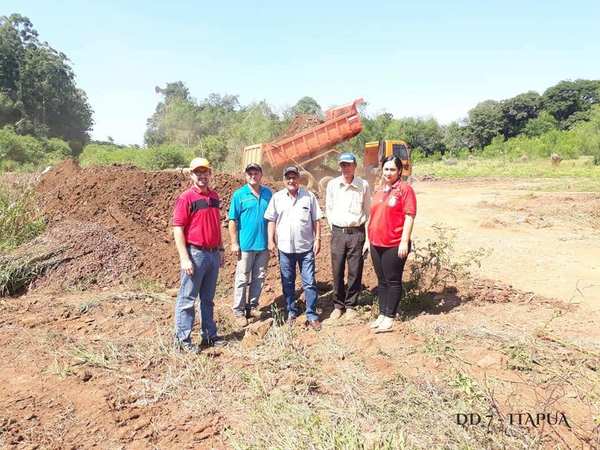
[29,221,138,290]
[277,114,323,140]
[35,160,248,287]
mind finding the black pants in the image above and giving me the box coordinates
[330,226,365,310]
[370,244,410,318]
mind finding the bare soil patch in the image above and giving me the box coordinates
[1,170,599,448]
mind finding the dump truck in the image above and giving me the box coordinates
[242,98,412,191]
[242,98,364,191]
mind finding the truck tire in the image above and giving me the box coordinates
[318,176,334,195]
[299,170,318,192]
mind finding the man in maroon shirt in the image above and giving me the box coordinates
[172,157,225,351]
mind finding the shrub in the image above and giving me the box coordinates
[80,143,194,170]
[145,144,193,169]
[404,225,486,307]
[0,127,73,170]
[0,127,44,167]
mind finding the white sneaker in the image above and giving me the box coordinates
[329,309,344,321]
[374,316,394,333]
[370,315,384,329]
[344,308,359,321]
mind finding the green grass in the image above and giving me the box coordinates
[0,185,46,251]
[416,157,600,184]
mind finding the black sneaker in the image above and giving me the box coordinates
[201,336,228,348]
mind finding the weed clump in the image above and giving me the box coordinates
[403,224,486,308]
[0,249,65,296]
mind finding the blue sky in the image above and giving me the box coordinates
[5,0,600,145]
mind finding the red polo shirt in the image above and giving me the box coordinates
[172,186,222,248]
[368,180,416,247]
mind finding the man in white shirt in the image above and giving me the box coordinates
[264,165,323,330]
[325,153,370,321]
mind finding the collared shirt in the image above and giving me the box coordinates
[325,175,370,228]
[172,186,222,248]
[264,187,323,254]
[228,184,272,252]
[368,180,416,247]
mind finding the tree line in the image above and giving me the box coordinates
[142,79,600,168]
[1,14,599,171]
[0,15,93,152]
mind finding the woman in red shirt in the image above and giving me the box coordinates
[367,156,417,333]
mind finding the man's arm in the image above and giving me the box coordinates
[228,220,241,259]
[267,221,277,252]
[362,181,372,255]
[264,196,278,252]
[173,226,193,275]
[325,180,334,230]
[313,220,321,256]
[218,221,225,268]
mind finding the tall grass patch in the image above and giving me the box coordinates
[416,157,600,181]
[0,185,45,252]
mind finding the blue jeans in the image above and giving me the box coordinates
[278,250,319,321]
[174,246,220,346]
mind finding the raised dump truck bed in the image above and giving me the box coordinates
[243,98,364,173]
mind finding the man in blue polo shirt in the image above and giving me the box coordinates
[228,163,273,327]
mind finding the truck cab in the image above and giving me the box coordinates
[364,139,412,186]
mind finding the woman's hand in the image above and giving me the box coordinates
[398,240,409,259]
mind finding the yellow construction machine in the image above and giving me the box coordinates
[363,139,412,186]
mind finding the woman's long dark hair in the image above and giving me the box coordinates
[381,155,402,170]
[380,155,403,186]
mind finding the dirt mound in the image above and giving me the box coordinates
[28,221,138,290]
[35,161,250,287]
[277,114,323,140]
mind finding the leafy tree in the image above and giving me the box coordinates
[523,111,558,137]
[465,100,504,149]
[399,117,445,155]
[287,96,323,118]
[542,79,600,127]
[501,91,541,138]
[145,81,193,146]
[443,120,470,154]
[145,84,243,148]
[0,14,93,150]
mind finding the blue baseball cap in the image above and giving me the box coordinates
[338,153,356,164]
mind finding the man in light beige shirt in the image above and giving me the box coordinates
[325,152,371,320]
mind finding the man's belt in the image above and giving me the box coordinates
[189,244,221,252]
[332,224,365,234]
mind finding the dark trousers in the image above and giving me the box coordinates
[330,226,365,310]
[370,244,410,318]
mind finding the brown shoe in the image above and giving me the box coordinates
[246,308,261,320]
[308,319,322,331]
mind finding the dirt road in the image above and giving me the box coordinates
[414,179,600,308]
